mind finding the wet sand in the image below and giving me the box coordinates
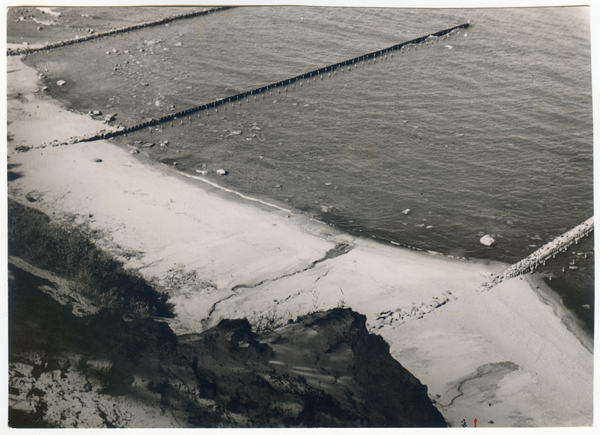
[6,54,593,428]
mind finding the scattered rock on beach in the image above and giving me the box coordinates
[216,169,227,176]
[402,208,411,215]
[479,234,496,247]
[56,80,66,86]
[320,205,330,213]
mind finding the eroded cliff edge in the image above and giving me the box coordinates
[9,258,446,428]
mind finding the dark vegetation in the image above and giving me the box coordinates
[8,163,24,181]
[9,262,179,427]
[8,198,173,317]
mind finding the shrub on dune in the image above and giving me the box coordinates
[8,199,173,317]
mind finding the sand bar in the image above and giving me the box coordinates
[6,55,593,428]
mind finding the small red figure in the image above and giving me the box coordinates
[474,418,477,427]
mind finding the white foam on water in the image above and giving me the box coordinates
[182,173,292,214]
[37,7,61,17]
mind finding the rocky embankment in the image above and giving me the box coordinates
[9,259,446,428]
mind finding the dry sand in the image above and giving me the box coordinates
[6,54,594,428]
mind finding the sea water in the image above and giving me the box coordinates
[26,6,594,331]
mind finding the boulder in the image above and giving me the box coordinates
[216,169,227,176]
[56,80,66,86]
[479,234,496,247]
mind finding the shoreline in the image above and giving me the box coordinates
[525,273,593,354]
[7,55,593,427]
[182,172,292,214]
[173,164,472,258]
[10,47,591,338]
[11,39,593,334]
[158,161,595,349]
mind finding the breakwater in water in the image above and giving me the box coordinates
[9,7,594,334]
[58,23,469,145]
[6,6,233,57]
[481,217,594,291]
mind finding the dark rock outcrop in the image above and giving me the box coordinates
[9,260,446,428]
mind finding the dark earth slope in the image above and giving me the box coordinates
[9,260,446,428]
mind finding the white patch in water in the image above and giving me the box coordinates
[32,18,57,26]
[37,7,61,16]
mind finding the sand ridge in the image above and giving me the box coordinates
[6,55,593,428]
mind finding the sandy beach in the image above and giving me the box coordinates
[6,53,593,427]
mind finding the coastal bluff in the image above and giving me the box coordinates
[9,259,446,428]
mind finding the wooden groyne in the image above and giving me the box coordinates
[7,7,234,57]
[61,23,468,145]
[480,216,594,291]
